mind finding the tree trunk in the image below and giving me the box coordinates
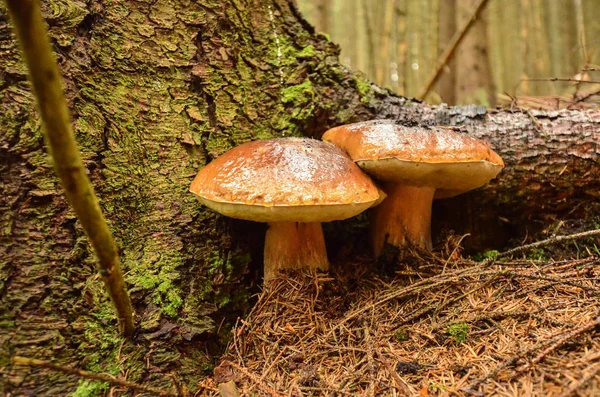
[453,0,495,106]
[1,1,598,395]
[437,0,457,104]
[313,0,331,34]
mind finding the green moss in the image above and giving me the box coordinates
[162,288,184,317]
[317,32,331,42]
[473,249,499,261]
[527,248,547,261]
[0,320,15,328]
[203,249,251,309]
[69,313,124,396]
[296,45,315,59]
[127,248,184,318]
[206,131,234,157]
[279,79,317,129]
[353,75,375,105]
[282,79,314,104]
[393,328,409,342]
[92,302,119,322]
[70,380,108,397]
[84,321,121,352]
[429,383,448,392]
[447,323,470,344]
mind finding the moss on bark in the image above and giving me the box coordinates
[0,0,383,394]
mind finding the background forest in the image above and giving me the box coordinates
[298,0,600,107]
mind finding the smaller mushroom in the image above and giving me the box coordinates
[322,120,504,257]
[190,137,382,280]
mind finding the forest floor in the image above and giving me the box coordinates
[197,226,600,396]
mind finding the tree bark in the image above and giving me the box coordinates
[430,106,600,251]
[454,0,495,106]
[313,0,331,34]
[437,0,457,104]
[1,1,599,395]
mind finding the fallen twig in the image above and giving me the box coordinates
[523,77,600,84]
[512,316,600,377]
[559,362,600,397]
[496,229,600,259]
[11,356,179,397]
[375,350,412,396]
[223,360,284,397]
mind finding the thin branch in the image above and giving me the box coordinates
[574,87,600,103]
[497,229,600,259]
[418,0,490,100]
[11,356,179,397]
[4,0,134,335]
[467,316,600,391]
[559,362,600,397]
[512,316,600,377]
[523,77,600,84]
[375,349,412,395]
[223,360,284,397]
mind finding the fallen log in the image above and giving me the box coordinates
[322,100,600,254]
[426,106,600,250]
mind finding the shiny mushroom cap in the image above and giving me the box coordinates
[322,120,504,198]
[190,137,381,223]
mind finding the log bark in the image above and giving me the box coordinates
[431,106,600,251]
[1,0,599,395]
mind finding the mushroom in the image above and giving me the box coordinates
[322,120,504,257]
[190,137,382,280]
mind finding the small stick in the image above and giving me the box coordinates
[11,356,179,397]
[375,350,412,396]
[224,360,284,397]
[4,0,134,335]
[512,316,600,377]
[496,229,600,259]
[399,276,497,326]
[364,326,375,397]
[418,0,490,100]
[559,362,600,397]
[523,77,600,84]
[468,316,600,389]
[258,345,287,383]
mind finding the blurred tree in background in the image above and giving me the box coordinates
[297,0,600,107]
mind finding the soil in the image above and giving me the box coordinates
[193,222,600,396]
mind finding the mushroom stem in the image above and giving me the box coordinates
[264,222,329,281]
[370,184,436,257]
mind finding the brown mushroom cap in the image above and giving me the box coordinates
[190,138,381,223]
[322,120,504,197]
